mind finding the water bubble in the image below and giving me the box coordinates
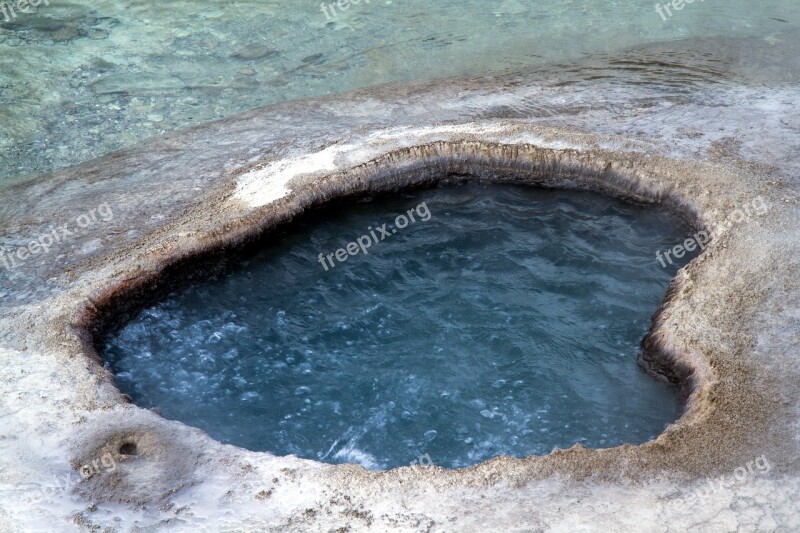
[469,399,487,410]
[223,322,246,335]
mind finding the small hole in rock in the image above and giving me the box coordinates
[119,442,138,456]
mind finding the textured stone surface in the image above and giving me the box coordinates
[0,68,798,531]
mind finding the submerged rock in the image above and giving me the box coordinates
[89,73,187,96]
[232,44,280,60]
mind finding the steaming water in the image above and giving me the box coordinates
[104,183,698,469]
[1,0,799,187]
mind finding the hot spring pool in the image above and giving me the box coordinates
[103,183,698,470]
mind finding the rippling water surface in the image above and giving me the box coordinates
[104,183,698,469]
[1,0,798,186]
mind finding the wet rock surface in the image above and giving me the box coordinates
[1,28,800,531]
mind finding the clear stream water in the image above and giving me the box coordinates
[104,184,697,469]
[1,0,798,187]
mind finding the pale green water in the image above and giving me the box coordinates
[0,0,798,186]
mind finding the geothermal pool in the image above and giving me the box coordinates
[103,183,697,470]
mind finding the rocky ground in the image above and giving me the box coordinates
[0,36,799,531]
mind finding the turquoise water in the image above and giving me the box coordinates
[1,0,798,186]
[103,183,697,469]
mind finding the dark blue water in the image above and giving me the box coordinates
[103,183,697,470]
